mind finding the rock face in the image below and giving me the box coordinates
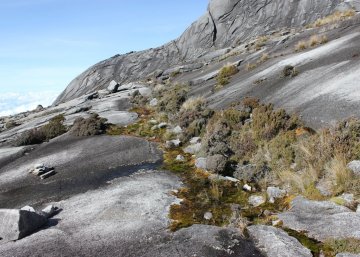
[247,225,312,257]
[278,196,360,242]
[0,209,47,241]
[54,0,342,104]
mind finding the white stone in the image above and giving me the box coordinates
[172,126,183,135]
[248,195,266,207]
[204,212,213,220]
[243,184,252,192]
[267,187,287,203]
[190,137,201,144]
[21,206,35,212]
[158,122,168,129]
[175,155,185,162]
[348,160,360,176]
[184,143,202,154]
[149,98,158,107]
[195,157,207,169]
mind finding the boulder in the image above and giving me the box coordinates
[248,195,266,207]
[336,253,360,257]
[41,205,58,219]
[20,206,35,212]
[278,196,360,242]
[172,126,182,135]
[107,80,120,93]
[165,139,181,149]
[336,254,360,257]
[206,154,227,173]
[190,137,201,144]
[347,160,360,176]
[184,143,202,155]
[247,225,312,257]
[149,98,158,107]
[0,209,47,241]
[195,157,207,169]
[267,187,287,203]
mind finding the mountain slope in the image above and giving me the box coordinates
[54,0,344,104]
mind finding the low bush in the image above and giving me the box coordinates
[70,114,107,136]
[216,65,239,86]
[14,114,67,146]
[156,84,189,114]
[281,65,299,78]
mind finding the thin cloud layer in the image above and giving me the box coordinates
[0,91,59,117]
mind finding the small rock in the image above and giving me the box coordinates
[272,219,283,226]
[34,105,44,112]
[172,126,182,135]
[338,193,355,205]
[149,98,158,107]
[243,184,252,192]
[347,160,360,176]
[183,143,202,155]
[224,176,240,183]
[204,212,213,220]
[206,154,227,173]
[175,155,185,162]
[20,206,35,212]
[40,169,56,180]
[195,157,207,169]
[248,195,266,207]
[165,139,181,149]
[41,205,58,218]
[267,187,287,203]
[357,205,360,213]
[98,89,110,98]
[158,122,168,129]
[148,119,158,125]
[189,137,201,144]
[107,80,120,93]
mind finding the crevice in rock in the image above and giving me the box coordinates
[208,10,218,46]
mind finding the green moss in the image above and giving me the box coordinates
[283,228,323,257]
[323,238,360,256]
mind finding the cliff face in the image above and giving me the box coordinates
[54,0,342,104]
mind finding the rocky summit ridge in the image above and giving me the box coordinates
[54,0,350,104]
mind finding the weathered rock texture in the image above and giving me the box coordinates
[54,0,342,104]
[278,197,360,242]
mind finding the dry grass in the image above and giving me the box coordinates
[325,155,354,195]
[246,63,257,71]
[295,41,307,51]
[254,36,269,50]
[311,10,356,28]
[181,97,206,112]
[259,53,270,63]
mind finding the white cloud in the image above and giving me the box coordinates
[0,91,60,117]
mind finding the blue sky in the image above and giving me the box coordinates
[0,0,208,116]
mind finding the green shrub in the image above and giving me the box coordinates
[5,120,18,130]
[42,114,67,140]
[216,65,239,86]
[282,65,299,78]
[70,114,107,136]
[156,84,189,114]
[252,103,301,141]
[14,114,67,146]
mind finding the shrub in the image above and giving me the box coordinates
[252,103,301,141]
[295,41,307,51]
[246,63,257,71]
[281,65,299,78]
[259,53,269,63]
[5,120,18,130]
[311,10,356,28]
[254,36,269,50]
[216,65,239,86]
[70,114,108,136]
[156,84,189,114]
[14,128,46,146]
[14,114,67,146]
[309,35,328,47]
[42,114,67,140]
